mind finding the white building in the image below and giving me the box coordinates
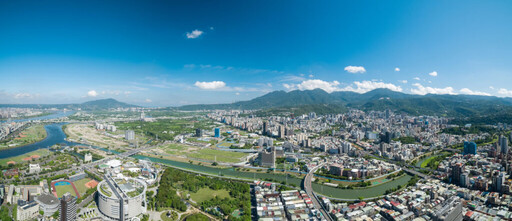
[125,130,135,140]
[84,153,93,163]
[17,201,39,221]
[28,164,41,174]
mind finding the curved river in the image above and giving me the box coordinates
[0,123,116,159]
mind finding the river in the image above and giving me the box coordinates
[0,111,75,123]
[0,123,117,159]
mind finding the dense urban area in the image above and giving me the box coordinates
[1,97,512,221]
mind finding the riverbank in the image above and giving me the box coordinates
[0,148,51,166]
[132,154,413,200]
[0,124,48,151]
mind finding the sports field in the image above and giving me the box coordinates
[0,149,50,166]
[73,178,98,195]
[53,180,79,198]
[0,124,47,150]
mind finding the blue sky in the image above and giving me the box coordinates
[1,0,512,106]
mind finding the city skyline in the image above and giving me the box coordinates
[2,0,512,106]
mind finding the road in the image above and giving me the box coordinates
[1,145,157,184]
[303,163,333,221]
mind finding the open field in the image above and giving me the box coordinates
[189,187,231,203]
[73,178,94,195]
[0,124,47,150]
[65,123,130,148]
[114,118,216,141]
[150,143,249,163]
[0,148,51,166]
[185,148,248,163]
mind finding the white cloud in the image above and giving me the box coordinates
[429,71,438,77]
[395,67,400,72]
[186,29,203,39]
[413,77,421,81]
[145,99,152,103]
[410,83,455,95]
[490,86,495,90]
[308,74,314,78]
[344,66,366,74]
[285,79,402,94]
[341,81,403,93]
[296,79,340,93]
[235,92,240,95]
[87,90,98,97]
[459,88,491,96]
[498,88,512,97]
[194,81,226,90]
[399,80,408,84]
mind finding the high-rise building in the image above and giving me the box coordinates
[59,192,77,221]
[262,121,268,136]
[463,141,477,155]
[125,130,135,140]
[500,135,509,155]
[278,125,285,139]
[451,163,463,185]
[460,173,470,188]
[195,128,203,137]
[214,128,220,138]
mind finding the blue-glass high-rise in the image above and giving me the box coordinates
[463,141,477,155]
[214,128,220,138]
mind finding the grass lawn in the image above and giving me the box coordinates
[55,184,77,198]
[163,143,189,154]
[160,211,179,221]
[217,142,232,148]
[189,187,231,203]
[73,178,92,195]
[185,148,248,163]
[0,124,47,149]
[0,149,51,165]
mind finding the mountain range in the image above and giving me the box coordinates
[0,98,138,110]
[179,89,512,119]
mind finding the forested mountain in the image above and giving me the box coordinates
[179,89,512,118]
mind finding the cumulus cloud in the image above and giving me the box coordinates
[145,99,152,103]
[186,29,203,39]
[459,88,490,96]
[395,67,400,72]
[296,79,341,93]
[283,79,402,94]
[344,66,366,74]
[410,83,455,95]
[341,81,403,93]
[399,80,408,84]
[194,81,226,90]
[87,90,98,97]
[429,71,438,77]
[498,88,512,97]
[413,77,421,81]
